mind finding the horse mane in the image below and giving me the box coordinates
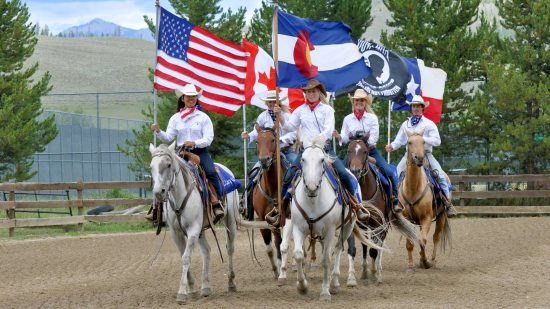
[309,135,334,164]
[153,144,195,186]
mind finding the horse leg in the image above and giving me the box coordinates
[418,217,433,269]
[260,228,279,279]
[277,219,292,286]
[370,247,383,284]
[225,205,238,292]
[197,234,212,297]
[346,234,357,287]
[176,233,198,304]
[292,225,308,295]
[330,225,350,296]
[361,244,369,280]
[274,230,283,277]
[307,237,317,271]
[406,238,414,271]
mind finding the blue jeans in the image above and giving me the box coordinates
[191,147,223,198]
[369,148,398,197]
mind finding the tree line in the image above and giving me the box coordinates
[1,0,548,183]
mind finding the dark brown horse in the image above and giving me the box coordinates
[346,133,421,283]
[249,126,287,278]
[400,129,451,269]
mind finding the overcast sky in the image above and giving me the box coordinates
[24,0,261,34]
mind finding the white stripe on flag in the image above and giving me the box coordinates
[189,40,247,68]
[191,30,247,58]
[277,34,364,71]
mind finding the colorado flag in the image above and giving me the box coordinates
[276,10,370,92]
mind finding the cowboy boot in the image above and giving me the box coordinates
[212,200,225,224]
[145,200,161,221]
[392,196,402,213]
[441,194,457,218]
[348,194,369,221]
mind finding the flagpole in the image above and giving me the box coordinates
[153,0,160,146]
[387,100,391,163]
[330,93,337,151]
[241,32,248,218]
[273,3,283,223]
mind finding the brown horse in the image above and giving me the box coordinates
[249,126,286,278]
[346,133,421,283]
[399,128,451,269]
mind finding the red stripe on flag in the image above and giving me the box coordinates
[187,58,244,84]
[190,35,247,62]
[187,47,246,74]
[192,27,245,54]
[422,96,443,124]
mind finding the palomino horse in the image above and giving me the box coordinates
[399,129,451,269]
[149,143,241,304]
[346,134,421,284]
[250,126,287,278]
[286,136,384,301]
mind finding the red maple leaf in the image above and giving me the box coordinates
[258,67,277,90]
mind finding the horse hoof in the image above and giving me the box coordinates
[423,261,432,269]
[297,281,308,294]
[405,267,415,273]
[346,277,357,287]
[277,277,287,286]
[360,271,368,280]
[201,287,212,297]
[176,293,188,304]
[189,290,200,299]
[319,293,331,301]
[228,284,237,293]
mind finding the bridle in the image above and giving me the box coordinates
[348,139,370,178]
[151,151,180,203]
[301,145,327,196]
[257,128,277,170]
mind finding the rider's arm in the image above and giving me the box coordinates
[320,106,335,140]
[194,115,214,148]
[340,116,350,145]
[390,122,407,150]
[424,122,441,147]
[156,115,178,142]
[368,115,380,146]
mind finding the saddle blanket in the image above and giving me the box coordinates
[424,167,451,194]
[324,163,362,205]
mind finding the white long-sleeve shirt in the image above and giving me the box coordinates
[248,110,296,147]
[156,109,214,148]
[390,116,440,152]
[284,103,334,142]
[339,112,379,146]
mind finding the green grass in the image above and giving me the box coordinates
[0,222,153,240]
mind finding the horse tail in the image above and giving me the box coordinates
[390,211,423,248]
[439,214,452,253]
[352,224,390,252]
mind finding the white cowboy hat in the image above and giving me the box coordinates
[175,84,202,99]
[347,89,373,106]
[260,90,288,105]
[407,95,430,107]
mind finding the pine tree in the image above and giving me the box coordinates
[0,0,58,182]
[120,0,247,177]
[467,0,550,173]
[380,0,501,170]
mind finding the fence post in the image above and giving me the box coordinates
[459,181,465,207]
[77,180,84,231]
[7,180,16,237]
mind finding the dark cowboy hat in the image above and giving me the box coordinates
[301,79,327,97]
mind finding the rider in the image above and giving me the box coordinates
[385,95,457,217]
[241,90,298,162]
[149,83,225,223]
[333,89,399,209]
[266,80,369,226]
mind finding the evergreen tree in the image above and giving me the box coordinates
[466,0,549,173]
[0,0,58,182]
[380,0,502,170]
[120,0,247,177]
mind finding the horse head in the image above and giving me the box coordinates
[149,142,178,201]
[347,132,372,178]
[255,124,277,170]
[406,128,426,167]
[301,135,332,197]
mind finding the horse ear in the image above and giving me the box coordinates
[149,143,155,155]
[168,141,176,152]
[349,133,354,140]
[418,127,425,136]
[405,128,414,137]
[361,132,370,144]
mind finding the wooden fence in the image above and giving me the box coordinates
[1,174,549,237]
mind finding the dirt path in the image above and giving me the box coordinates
[1,217,549,308]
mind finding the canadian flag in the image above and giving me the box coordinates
[243,39,304,111]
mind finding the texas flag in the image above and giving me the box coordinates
[275,10,370,92]
[392,57,447,124]
[243,39,305,111]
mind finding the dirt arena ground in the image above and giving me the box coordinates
[1,217,549,308]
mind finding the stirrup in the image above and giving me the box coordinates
[356,208,369,221]
[392,197,402,213]
[212,203,225,224]
[265,207,280,228]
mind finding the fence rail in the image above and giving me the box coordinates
[1,174,549,237]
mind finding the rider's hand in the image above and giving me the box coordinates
[273,105,281,115]
[151,123,160,133]
[184,141,196,148]
[241,131,249,140]
[332,130,341,141]
[385,144,393,152]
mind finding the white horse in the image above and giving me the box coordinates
[149,143,240,304]
[284,136,385,301]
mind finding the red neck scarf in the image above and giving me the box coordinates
[354,110,365,120]
[180,107,196,120]
[307,100,321,111]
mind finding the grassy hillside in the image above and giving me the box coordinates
[29,36,155,120]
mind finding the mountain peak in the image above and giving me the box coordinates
[60,18,153,41]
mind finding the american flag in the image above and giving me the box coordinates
[154,7,246,116]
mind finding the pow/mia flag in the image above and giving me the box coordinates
[345,40,409,100]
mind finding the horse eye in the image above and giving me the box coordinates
[408,141,411,145]
[167,163,171,168]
